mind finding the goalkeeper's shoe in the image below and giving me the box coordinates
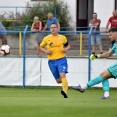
[100,96,110,99]
[71,85,85,93]
[61,90,68,98]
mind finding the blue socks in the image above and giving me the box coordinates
[102,79,109,91]
[87,75,104,87]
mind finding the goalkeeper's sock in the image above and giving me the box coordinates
[102,79,109,92]
[81,84,87,89]
[61,78,68,94]
[102,79,109,97]
[104,91,109,97]
[87,75,104,87]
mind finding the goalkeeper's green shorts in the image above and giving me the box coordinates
[108,62,117,78]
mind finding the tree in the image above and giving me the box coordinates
[0,0,72,30]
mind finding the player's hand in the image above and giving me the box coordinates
[61,48,67,53]
[90,54,100,60]
[46,50,52,55]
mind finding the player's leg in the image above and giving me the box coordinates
[51,71,68,98]
[72,69,112,92]
[100,63,117,99]
[83,62,117,90]
[96,34,103,54]
[98,35,108,98]
[48,60,60,82]
[72,62,117,96]
[87,69,112,87]
[1,35,7,45]
[91,35,96,54]
[48,59,68,98]
[101,79,110,99]
[60,73,68,97]
[57,57,68,98]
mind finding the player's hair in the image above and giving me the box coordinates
[108,27,117,32]
[50,23,58,28]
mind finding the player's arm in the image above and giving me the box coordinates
[100,51,114,58]
[62,37,70,53]
[40,46,52,55]
[100,45,115,58]
[62,41,70,53]
[40,39,52,55]
[90,50,114,60]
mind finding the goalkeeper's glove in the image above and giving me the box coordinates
[90,54,100,60]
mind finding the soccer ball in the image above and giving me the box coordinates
[0,45,10,55]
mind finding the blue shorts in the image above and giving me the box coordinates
[108,62,117,78]
[48,57,68,79]
[91,34,101,46]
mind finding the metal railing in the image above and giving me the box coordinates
[1,26,109,87]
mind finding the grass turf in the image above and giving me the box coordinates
[0,87,117,117]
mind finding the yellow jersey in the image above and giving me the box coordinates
[40,34,67,60]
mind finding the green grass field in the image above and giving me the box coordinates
[0,87,117,117]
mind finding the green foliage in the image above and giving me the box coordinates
[0,0,72,30]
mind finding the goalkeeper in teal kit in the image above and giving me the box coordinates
[72,27,117,99]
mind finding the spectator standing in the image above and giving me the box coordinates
[0,22,7,45]
[89,12,103,54]
[105,11,117,46]
[42,12,60,32]
[31,16,43,55]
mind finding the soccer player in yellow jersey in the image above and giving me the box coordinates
[40,23,70,98]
